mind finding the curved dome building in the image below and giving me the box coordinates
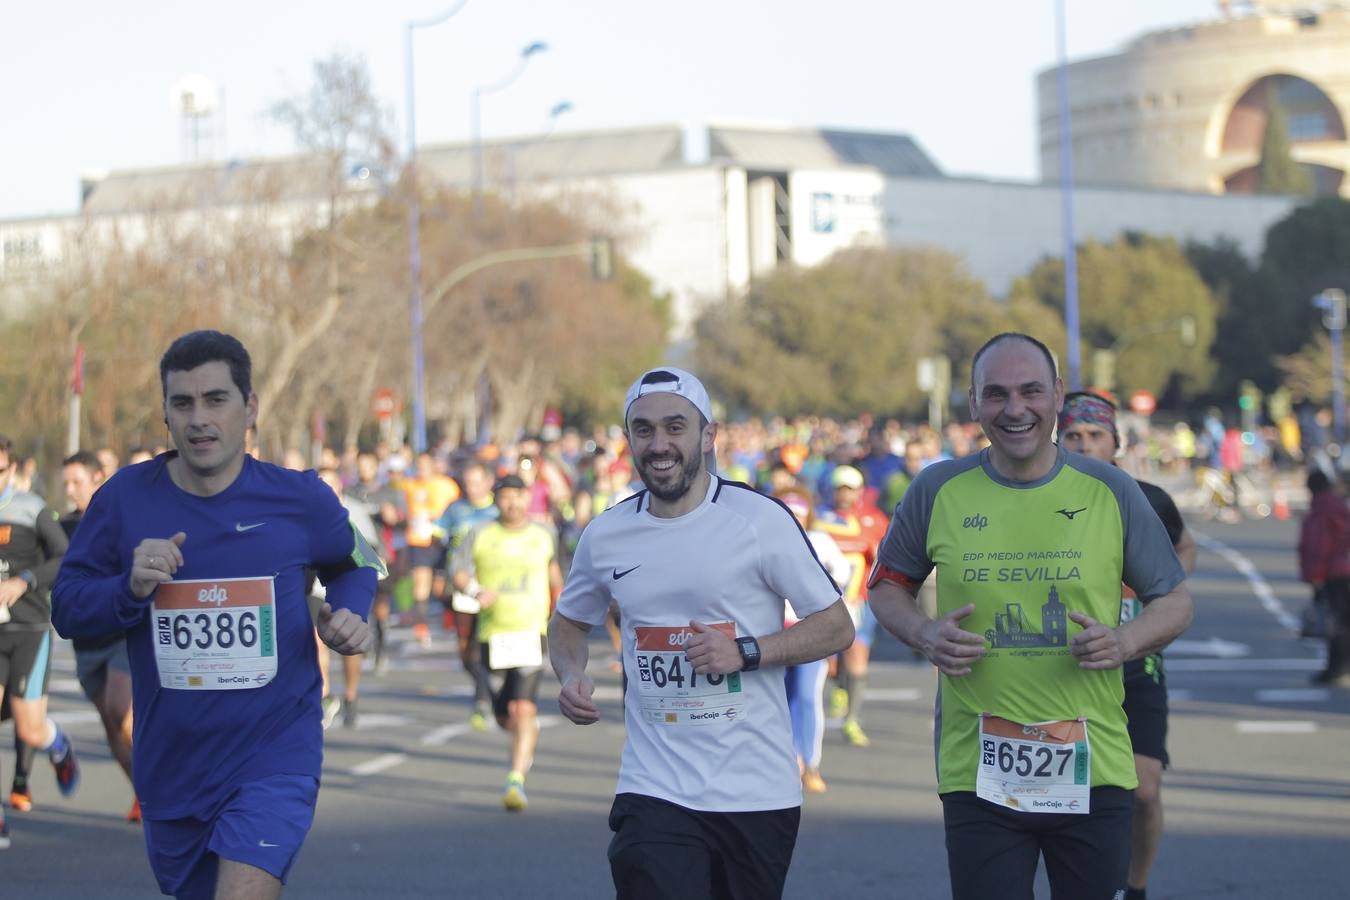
[1039,2,1350,196]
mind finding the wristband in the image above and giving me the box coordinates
[464,578,483,599]
[867,563,921,592]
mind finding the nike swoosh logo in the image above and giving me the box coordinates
[258,840,280,848]
[236,522,265,532]
[612,565,640,580]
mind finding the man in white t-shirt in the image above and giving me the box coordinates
[549,367,855,899]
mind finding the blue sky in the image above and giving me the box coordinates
[2,0,1219,219]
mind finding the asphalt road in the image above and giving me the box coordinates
[5,510,1348,898]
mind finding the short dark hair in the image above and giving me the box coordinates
[971,333,1058,388]
[63,450,102,472]
[159,330,252,400]
[494,474,527,492]
[1308,469,1332,495]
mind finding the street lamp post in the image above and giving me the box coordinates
[1314,289,1347,446]
[471,41,548,220]
[405,1,470,454]
[506,101,573,204]
[1055,0,1082,390]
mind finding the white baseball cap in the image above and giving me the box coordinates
[624,367,714,426]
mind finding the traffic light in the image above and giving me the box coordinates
[1238,380,1261,411]
[590,236,613,281]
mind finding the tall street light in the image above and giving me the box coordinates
[471,41,548,220]
[405,1,470,454]
[505,101,573,202]
[1055,0,1082,390]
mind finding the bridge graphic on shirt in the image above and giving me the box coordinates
[984,584,1069,649]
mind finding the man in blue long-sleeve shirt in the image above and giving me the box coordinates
[53,331,381,900]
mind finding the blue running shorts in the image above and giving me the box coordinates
[144,773,319,899]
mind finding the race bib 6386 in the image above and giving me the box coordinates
[151,577,277,691]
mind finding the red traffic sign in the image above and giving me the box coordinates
[372,388,399,421]
[1129,390,1157,416]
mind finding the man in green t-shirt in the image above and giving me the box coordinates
[451,475,562,812]
[867,332,1193,900]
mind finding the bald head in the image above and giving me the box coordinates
[971,333,1056,391]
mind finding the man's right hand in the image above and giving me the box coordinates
[129,532,187,598]
[918,603,986,676]
[558,673,600,725]
[0,578,27,607]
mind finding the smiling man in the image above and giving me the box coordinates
[549,366,853,900]
[866,333,1193,900]
[53,330,382,900]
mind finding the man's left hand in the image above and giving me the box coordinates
[317,602,372,655]
[1069,611,1128,670]
[684,620,742,674]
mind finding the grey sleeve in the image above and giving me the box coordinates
[876,468,938,582]
[1118,476,1186,602]
[450,525,481,579]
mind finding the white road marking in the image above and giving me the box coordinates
[49,710,101,725]
[50,678,83,693]
[351,714,410,731]
[1193,532,1301,633]
[863,688,922,701]
[1235,721,1317,734]
[1167,658,1322,672]
[1255,689,1331,703]
[349,753,408,776]
[1169,637,1251,658]
[420,723,473,746]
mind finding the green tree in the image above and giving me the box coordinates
[1259,197,1350,383]
[1256,82,1314,196]
[1185,237,1279,398]
[1275,333,1347,403]
[692,246,1061,418]
[1011,234,1218,400]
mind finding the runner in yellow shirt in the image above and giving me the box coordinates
[451,475,561,811]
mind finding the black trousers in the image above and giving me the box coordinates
[942,787,1134,900]
[1322,578,1350,678]
[608,793,800,900]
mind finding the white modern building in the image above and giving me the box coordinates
[2,122,1303,337]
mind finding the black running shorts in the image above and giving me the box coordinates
[1123,674,1170,766]
[941,787,1133,900]
[607,792,800,900]
[0,629,51,701]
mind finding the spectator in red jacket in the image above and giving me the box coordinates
[1297,469,1350,687]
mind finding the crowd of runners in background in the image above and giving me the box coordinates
[0,397,1332,844]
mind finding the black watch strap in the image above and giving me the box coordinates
[735,636,761,672]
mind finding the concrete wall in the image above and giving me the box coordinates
[882,176,1298,294]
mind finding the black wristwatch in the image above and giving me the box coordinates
[735,636,761,672]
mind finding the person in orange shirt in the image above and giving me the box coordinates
[402,453,460,647]
[815,465,888,747]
